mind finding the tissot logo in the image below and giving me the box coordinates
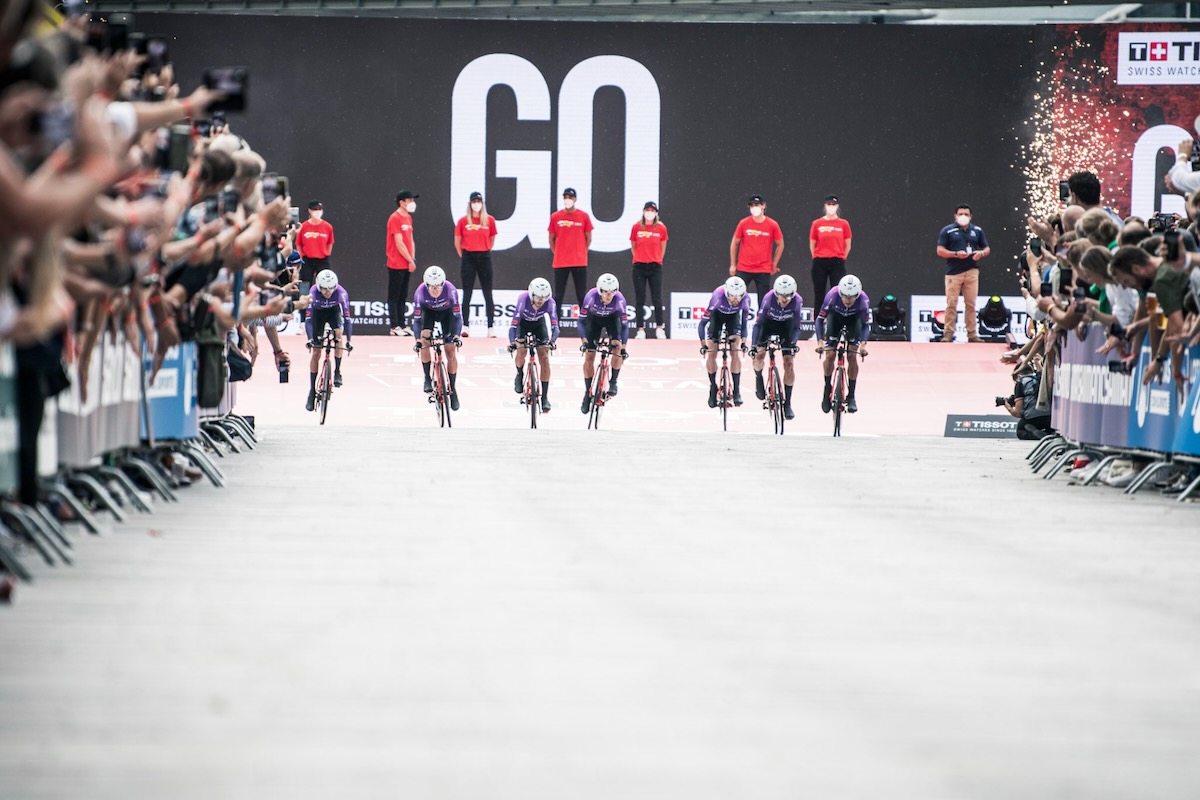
[1128,40,1200,61]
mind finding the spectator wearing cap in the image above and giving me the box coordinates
[548,187,594,312]
[629,200,669,339]
[455,191,498,337]
[730,194,784,303]
[936,204,991,342]
[386,190,418,335]
[296,200,334,296]
[809,194,852,313]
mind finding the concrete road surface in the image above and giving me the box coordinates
[2,428,1198,800]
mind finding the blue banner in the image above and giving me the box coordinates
[142,343,198,441]
[1171,345,1200,457]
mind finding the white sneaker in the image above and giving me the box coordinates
[487,326,497,338]
[390,327,401,336]
[1102,460,1138,488]
[635,328,646,340]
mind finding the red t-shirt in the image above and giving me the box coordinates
[630,222,669,264]
[734,215,783,273]
[548,209,594,268]
[456,214,497,252]
[809,217,852,259]
[297,219,334,260]
[386,209,414,270]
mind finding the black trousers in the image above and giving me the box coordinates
[554,266,588,308]
[736,271,773,304]
[811,257,846,311]
[387,268,412,328]
[301,257,329,287]
[631,262,664,329]
[460,251,495,327]
[16,369,47,507]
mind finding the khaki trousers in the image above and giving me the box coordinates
[943,268,979,340]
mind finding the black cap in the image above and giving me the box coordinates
[644,201,658,211]
[562,187,577,198]
[748,194,764,205]
[824,194,839,203]
[469,191,483,202]
[307,200,323,210]
[396,190,418,203]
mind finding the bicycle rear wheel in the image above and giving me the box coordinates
[319,358,332,425]
[437,361,452,428]
[527,360,539,429]
[770,366,784,435]
[833,366,845,437]
[719,364,730,432]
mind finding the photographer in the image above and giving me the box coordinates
[998,359,1052,440]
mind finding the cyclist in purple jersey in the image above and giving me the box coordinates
[509,277,559,413]
[815,274,871,413]
[579,273,630,413]
[305,269,352,411]
[413,265,463,411]
[698,276,752,408]
[750,274,803,420]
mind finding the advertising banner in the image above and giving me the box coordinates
[1052,325,1134,449]
[1171,345,1200,456]
[909,294,1030,345]
[1127,342,1182,453]
[142,343,199,441]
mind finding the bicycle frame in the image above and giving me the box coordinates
[517,332,553,428]
[424,332,454,428]
[586,336,618,430]
[758,336,787,435]
[314,326,339,425]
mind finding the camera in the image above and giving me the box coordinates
[1148,212,1178,233]
[995,395,1014,407]
[1107,361,1133,375]
[202,67,248,113]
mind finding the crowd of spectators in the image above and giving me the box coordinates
[1,3,300,589]
[1000,170,1200,494]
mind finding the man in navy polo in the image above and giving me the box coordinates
[936,204,991,342]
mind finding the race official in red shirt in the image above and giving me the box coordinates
[386,190,418,335]
[730,194,785,303]
[455,191,499,337]
[297,200,334,286]
[809,193,853,314]
[629,200,669,339]
[548,187,593,311]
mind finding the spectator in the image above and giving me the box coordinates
[1165,137,1200,195]
[386,190,418,336]
[809,193,852,314]
[548,187,592,312]
[454,191,497,337]
[296,200,333,291]
[729,194,784,303]
[935,204,990,342]
[629,200,668,339]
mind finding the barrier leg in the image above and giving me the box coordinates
[222,417,256,449]
[227,414,257,444]
[13,505,71,565]
[1,504,58,566]
[1027,434,1063,462]
[179,442,224,488]
[0,525,33,582]
[67,472,128,524]
[1044,448,1101,480]
[92,467,152,514]
[1124,460,1176,496]
[197,427,225,457]
[1080,454,1122,486]
[201,421,241,454]
[42,480,100,534]
[1031,441,1069,473]
[121,454,178,503]
[32,503,71,550]
[1176,473,1200,503]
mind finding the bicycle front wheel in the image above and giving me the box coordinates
[589,362,608,431]
[319,358,332,426]
[770,366,784,435]
[527,362,539,429]
[719,364,730,432]
[437,361,452,428]
[833,366,846,437]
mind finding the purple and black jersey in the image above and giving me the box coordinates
[752,289,804,343]
[508,292,560,343]
[579,288,630,344]
[816,287,872,342]
[413,281,463,337]
[698,287,751,340]
[309,284,350,316]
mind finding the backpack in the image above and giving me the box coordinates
[194,304,228,407]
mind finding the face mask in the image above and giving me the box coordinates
[750,205,764,217]
[406,202,416,213]
[956,214,970,226]
[564,199,576,209]
[471,202,482,212]
[825,205,838,215]
[311,210,323,220]
[644,212,656,223]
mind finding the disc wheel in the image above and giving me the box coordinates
[319,358,332,426]
[833,366,846,437]
[770,366,785,435]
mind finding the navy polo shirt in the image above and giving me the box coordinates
[938,223,989,275]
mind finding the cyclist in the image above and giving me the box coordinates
[750,274,804,421]
[698,275,751,408]
[413,265,463,411]
[509,277,560,413]
[579,272,629,413]
[815,273,871,414]
[305,268,351,412]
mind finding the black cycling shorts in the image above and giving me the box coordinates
[310,306,343,343]
[823,314,867,346]
[419,307,456,337]
[514,318,552,345]
[755,318,796,347]
[582,314,622,349]
[705,310,744,342]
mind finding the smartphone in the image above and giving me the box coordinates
[202,67,248,113]
[276,175,289,202]
[166,124,192,173]
[86,18,130,54]
[1028,237,1042,256]
[1107,361,1132,374]
[145,36,169,74]
[204,196,220,223]
[211,110,227,132]
[220,188,241,215]
[1072,287,1088,313]
[1058,180,1070,203]
[35,101,76,150]
[289,206,300,225]
[261,172,280,204]
[1039,281,1054,297]
[193,118,212,138]
[1164,229,1181,261]
[1058,267,1074,291]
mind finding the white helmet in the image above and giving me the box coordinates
[838,274,862,298]
[724,276,747,299]
[773,274,797,296]
[423,265,446,287]
[528,277,552,299]
[316,269,338,290]
[596,273,619,292]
